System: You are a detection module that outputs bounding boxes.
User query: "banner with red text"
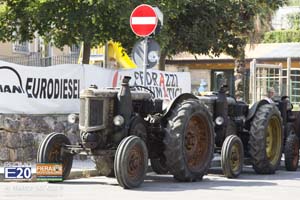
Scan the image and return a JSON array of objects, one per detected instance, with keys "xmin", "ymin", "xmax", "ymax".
[{"xmin": 0, "ymin": 61, "xmax": 190, "ymax": 114}]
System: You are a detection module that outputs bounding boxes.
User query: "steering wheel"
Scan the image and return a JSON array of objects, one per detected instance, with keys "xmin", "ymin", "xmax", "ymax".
[{"xmin": 130, "ymin": 85, "xmax": 156, "ymax": 98}]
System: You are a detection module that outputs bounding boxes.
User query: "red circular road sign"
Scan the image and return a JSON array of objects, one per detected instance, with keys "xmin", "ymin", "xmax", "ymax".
[{"xmin": 130, "ymin": 4, "xmax": 158, "ymax": 37}]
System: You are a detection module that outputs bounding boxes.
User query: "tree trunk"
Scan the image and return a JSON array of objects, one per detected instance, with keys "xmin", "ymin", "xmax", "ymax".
[
  {"xmin": 158, "ymin": 50, "xmax": 167, "ymax": 71},
  {"xmin": 82, "ymin": 42, "xmax": 91, "ymax": 64},
  {"xmin": 234, "ymin": 48, "xmax": 247, "ymax": 102}
]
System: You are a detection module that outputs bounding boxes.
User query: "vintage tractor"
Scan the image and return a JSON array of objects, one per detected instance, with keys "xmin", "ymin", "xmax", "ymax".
[
  {"xmin": 37, "ymin": 76, "xmax": 215, "ymax": 189},
  {"xmin": 197, "ymin": 85, "xmax": 283, "ymax": 178},
  {"xmin": 273, "ymin": 96, "xmax": 299, "ymax": 171}
]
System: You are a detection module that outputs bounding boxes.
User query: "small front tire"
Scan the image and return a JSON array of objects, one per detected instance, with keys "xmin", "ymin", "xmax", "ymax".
[
  {"xmin": 37, "ymin": 132, "xmax": 73, "ymax": 181},
  {"xmin": 221, "ymin": 135, "xmax": 244, "ymax": 178},
  {"xmin": 114, "ymin": 136, "xmax": 148, "ymax": 189},
  {"xmin": 284, "ymin": 134, "xmax": 299, "ymax": 171}
]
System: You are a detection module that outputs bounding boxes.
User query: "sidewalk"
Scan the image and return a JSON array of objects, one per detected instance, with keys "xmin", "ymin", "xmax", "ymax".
[{"xmin": 0, "ymin": 159, "xmax": 98, "ymax": 182}]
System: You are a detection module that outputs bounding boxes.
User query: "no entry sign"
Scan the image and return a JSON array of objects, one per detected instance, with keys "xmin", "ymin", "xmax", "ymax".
[{"xmin": 130, "ymin": 4, "xmax": 158, "ymax": 37}]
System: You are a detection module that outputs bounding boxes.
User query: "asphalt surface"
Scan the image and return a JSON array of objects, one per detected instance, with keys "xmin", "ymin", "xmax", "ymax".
[{"xmin": 1, "ymin": 166, "xmax": 299, "ymax": 200}]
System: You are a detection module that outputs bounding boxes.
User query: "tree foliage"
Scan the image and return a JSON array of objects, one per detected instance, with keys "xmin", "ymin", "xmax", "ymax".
[
  {"xmin": 0, "ymin": 0, "xmax": 286, "ymax": 66},
  {"xmin": 161, "ymin": 0, "xmax": 286, "ymax": 57},
  {"xmin": 0, "ymin": 0, "xmax": 185, "ymax": 63}
]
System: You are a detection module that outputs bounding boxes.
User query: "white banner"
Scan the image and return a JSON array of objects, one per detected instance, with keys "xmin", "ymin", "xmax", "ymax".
[
  {"xmin": 0, "ymin": 61, "xmax": 191, "ymax": 114},
  {"xmin": 111, "ymin": 69, "xmax": 191, "ymax": 100}
]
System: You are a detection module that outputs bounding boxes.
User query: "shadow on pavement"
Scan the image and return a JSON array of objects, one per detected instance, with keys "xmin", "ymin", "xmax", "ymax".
[
  {"xmin": 55, "ymin": 179, "xmax": 119, "ymax": 187},
  {"xmin": 37, "ymin": 166, "xmax": 300, "ymax": 192},
  {"xmin": 209, "ymin": 166, "xmax": 300, "ymax": 181},
  {"xmin": 137, "ymin": 173, "xmax": 277, "ymax": 192}
]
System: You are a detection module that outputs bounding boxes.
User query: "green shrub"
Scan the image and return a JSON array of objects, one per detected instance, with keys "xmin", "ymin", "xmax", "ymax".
[{"xmin": 263, "ymin": 30, "xmax": 300, "ymax": 43}]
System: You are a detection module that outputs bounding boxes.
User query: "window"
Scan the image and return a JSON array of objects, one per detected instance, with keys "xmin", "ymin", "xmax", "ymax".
[{"xmin": 13, "ymin": 41, "xmax": 30, "ymax": 54}]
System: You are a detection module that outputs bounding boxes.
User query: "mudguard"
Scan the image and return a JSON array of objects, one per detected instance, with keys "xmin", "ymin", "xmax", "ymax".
[
  {"xmin": 246, "ymin": 99, "xmax": 270, "ymax": 121},
  {"xmin": 163, "ymin": 93, "xmax": 198, "ymax": 117}
]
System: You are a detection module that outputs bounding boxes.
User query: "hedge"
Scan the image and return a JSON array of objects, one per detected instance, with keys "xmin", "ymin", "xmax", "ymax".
[{"xmin": 263, "ymin": 30, "xmax": 300, "ymax": 43}]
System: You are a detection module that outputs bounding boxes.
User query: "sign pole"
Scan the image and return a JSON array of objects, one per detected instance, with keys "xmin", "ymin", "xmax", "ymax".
[
  {"xmin": 130, "ymin": 4, "xmax": 160, "ymax": 87},
  {"xmin": 143, "ymin": 37, "xmax": 148, "ymax": 87}
]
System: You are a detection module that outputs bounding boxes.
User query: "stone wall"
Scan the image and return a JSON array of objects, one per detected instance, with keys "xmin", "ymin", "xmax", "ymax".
[{"xmin": 0, "ymin": 114, "xmax": 80, "ymax": 164}]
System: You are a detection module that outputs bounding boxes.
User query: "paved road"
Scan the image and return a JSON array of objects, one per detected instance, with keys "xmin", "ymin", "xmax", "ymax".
[{"xmin": 1, "ymin": 167, "xmax": 299, "ymax": 200}]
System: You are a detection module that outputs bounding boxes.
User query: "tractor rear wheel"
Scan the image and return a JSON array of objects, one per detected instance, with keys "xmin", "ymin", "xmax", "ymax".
[
  {"xmin": 163, "ymin": 99, "xmax": 214, "ymax": 181},
  {"xmin": 114, "ymin": 136, "xmax": 148, "ymax": 189},
  {"xmin": 284, "ymin": 134, "xmax": 299, "ymax": 171},
  {"xmin": 249, "ymin": 104, "xmax": 283, "ymax": 174},
  {"xmin": 221, "ymin": 135, "xmax": 244, "ymax": 178}
]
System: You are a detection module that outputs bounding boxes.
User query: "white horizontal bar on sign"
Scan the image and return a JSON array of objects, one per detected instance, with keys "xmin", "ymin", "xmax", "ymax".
[{"xmin": 131, "ymin": 17, "xmax": 156, "ymax": 25}]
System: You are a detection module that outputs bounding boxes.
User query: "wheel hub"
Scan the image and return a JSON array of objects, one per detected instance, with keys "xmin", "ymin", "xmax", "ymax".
[
  {"xmin": 292, "ymin": 142, "xmax": 299, "ymax": 166},
  {"xmin": 230, "ymin": 144, "xmax": 240, "ymax": 172},
  {"xmin": 265, "ymin": 116, "xmax": 281, "ymax": 165},
  {"xmin": 127, "ymin": 146, "xmax": 143, "ymax": 178},
  {"xmin": 48, "ymin": 143, "xmax": 62, "ymax": 162},
  {"xmin": 185, "ymin": 115, "xmax": 209, "ymax": 171}
]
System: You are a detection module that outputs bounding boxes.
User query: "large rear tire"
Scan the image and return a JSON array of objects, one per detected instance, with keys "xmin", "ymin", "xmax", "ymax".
[
  {"xmin": 37, "ymin": 132, "xmax": 73, "ymax": 181},
  {"xmin": 163, "ymin": 99, "xmax": 214, "ymax": 181},
  {"xmin": 284, "ymin": 134, "xmax": 299, "ymax": 171},
  {"xmin": 249, "ymin": 104, "xmax": 283, "ymax": 174}
]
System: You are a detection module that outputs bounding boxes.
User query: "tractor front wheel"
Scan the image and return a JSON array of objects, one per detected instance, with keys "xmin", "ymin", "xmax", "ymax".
[
  {"xmin": 114, "ymin": 136, "xmax": 148, "ymax": 189},
  {"xmin": 284, "ymin": 134, "xmax": 299, "ymax": 171},
  {"xmin": 221, "ymin": 135, "xmax": 244, "ymax": 178},
  {"xmin": 37, "ymin": 132, "xmax": 73, "ymax": 181}
]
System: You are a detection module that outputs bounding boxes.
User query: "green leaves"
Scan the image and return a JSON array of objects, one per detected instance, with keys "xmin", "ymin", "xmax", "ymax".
[
  {"xmin": 263, "ymin": 30, "xmax": 300, "ymax": 43},
  {"xmin": 0, "ymin": 0, "xmax": 286, "ymax": 65}
]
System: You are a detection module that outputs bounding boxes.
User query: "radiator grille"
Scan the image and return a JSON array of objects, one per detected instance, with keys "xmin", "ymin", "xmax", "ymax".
[
  {"xmin": 89, "ymin": 99, "xmax": 104, "ymax": 127},
  {"xmin": 79, "ymin": 99, "xmax": 86, "ymax": 127}
]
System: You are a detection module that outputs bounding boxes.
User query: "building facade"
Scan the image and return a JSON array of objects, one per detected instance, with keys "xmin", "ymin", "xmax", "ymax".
[{"xmin": 0, "ymin": 37, "xmax": 80, "ymax": 66}]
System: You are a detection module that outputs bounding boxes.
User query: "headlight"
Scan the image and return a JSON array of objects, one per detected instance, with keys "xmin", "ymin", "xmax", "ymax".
[
  {"xmin": 215, "ymin": 116, "xmax": 224, "ymax": 126},
  {"xmin": 68, "ymin": 113, "xmax": 79, "ymax": 124},
  {"xmin": 113, "ymin": 115, "xmax": 125, "ymax": 126}
]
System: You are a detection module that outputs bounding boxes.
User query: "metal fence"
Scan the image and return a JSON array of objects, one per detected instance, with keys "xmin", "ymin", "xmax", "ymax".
[
  {"xmin": 249, "ymin": 59, "xmax": 283, "ymax": 104},
  {"xmin": 0, "ymin": 53, "xmax": 79, "ymax": 67},
  {"xmin": 250, "ymin": 58, "xmax": 300, "ymax": 108}
]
